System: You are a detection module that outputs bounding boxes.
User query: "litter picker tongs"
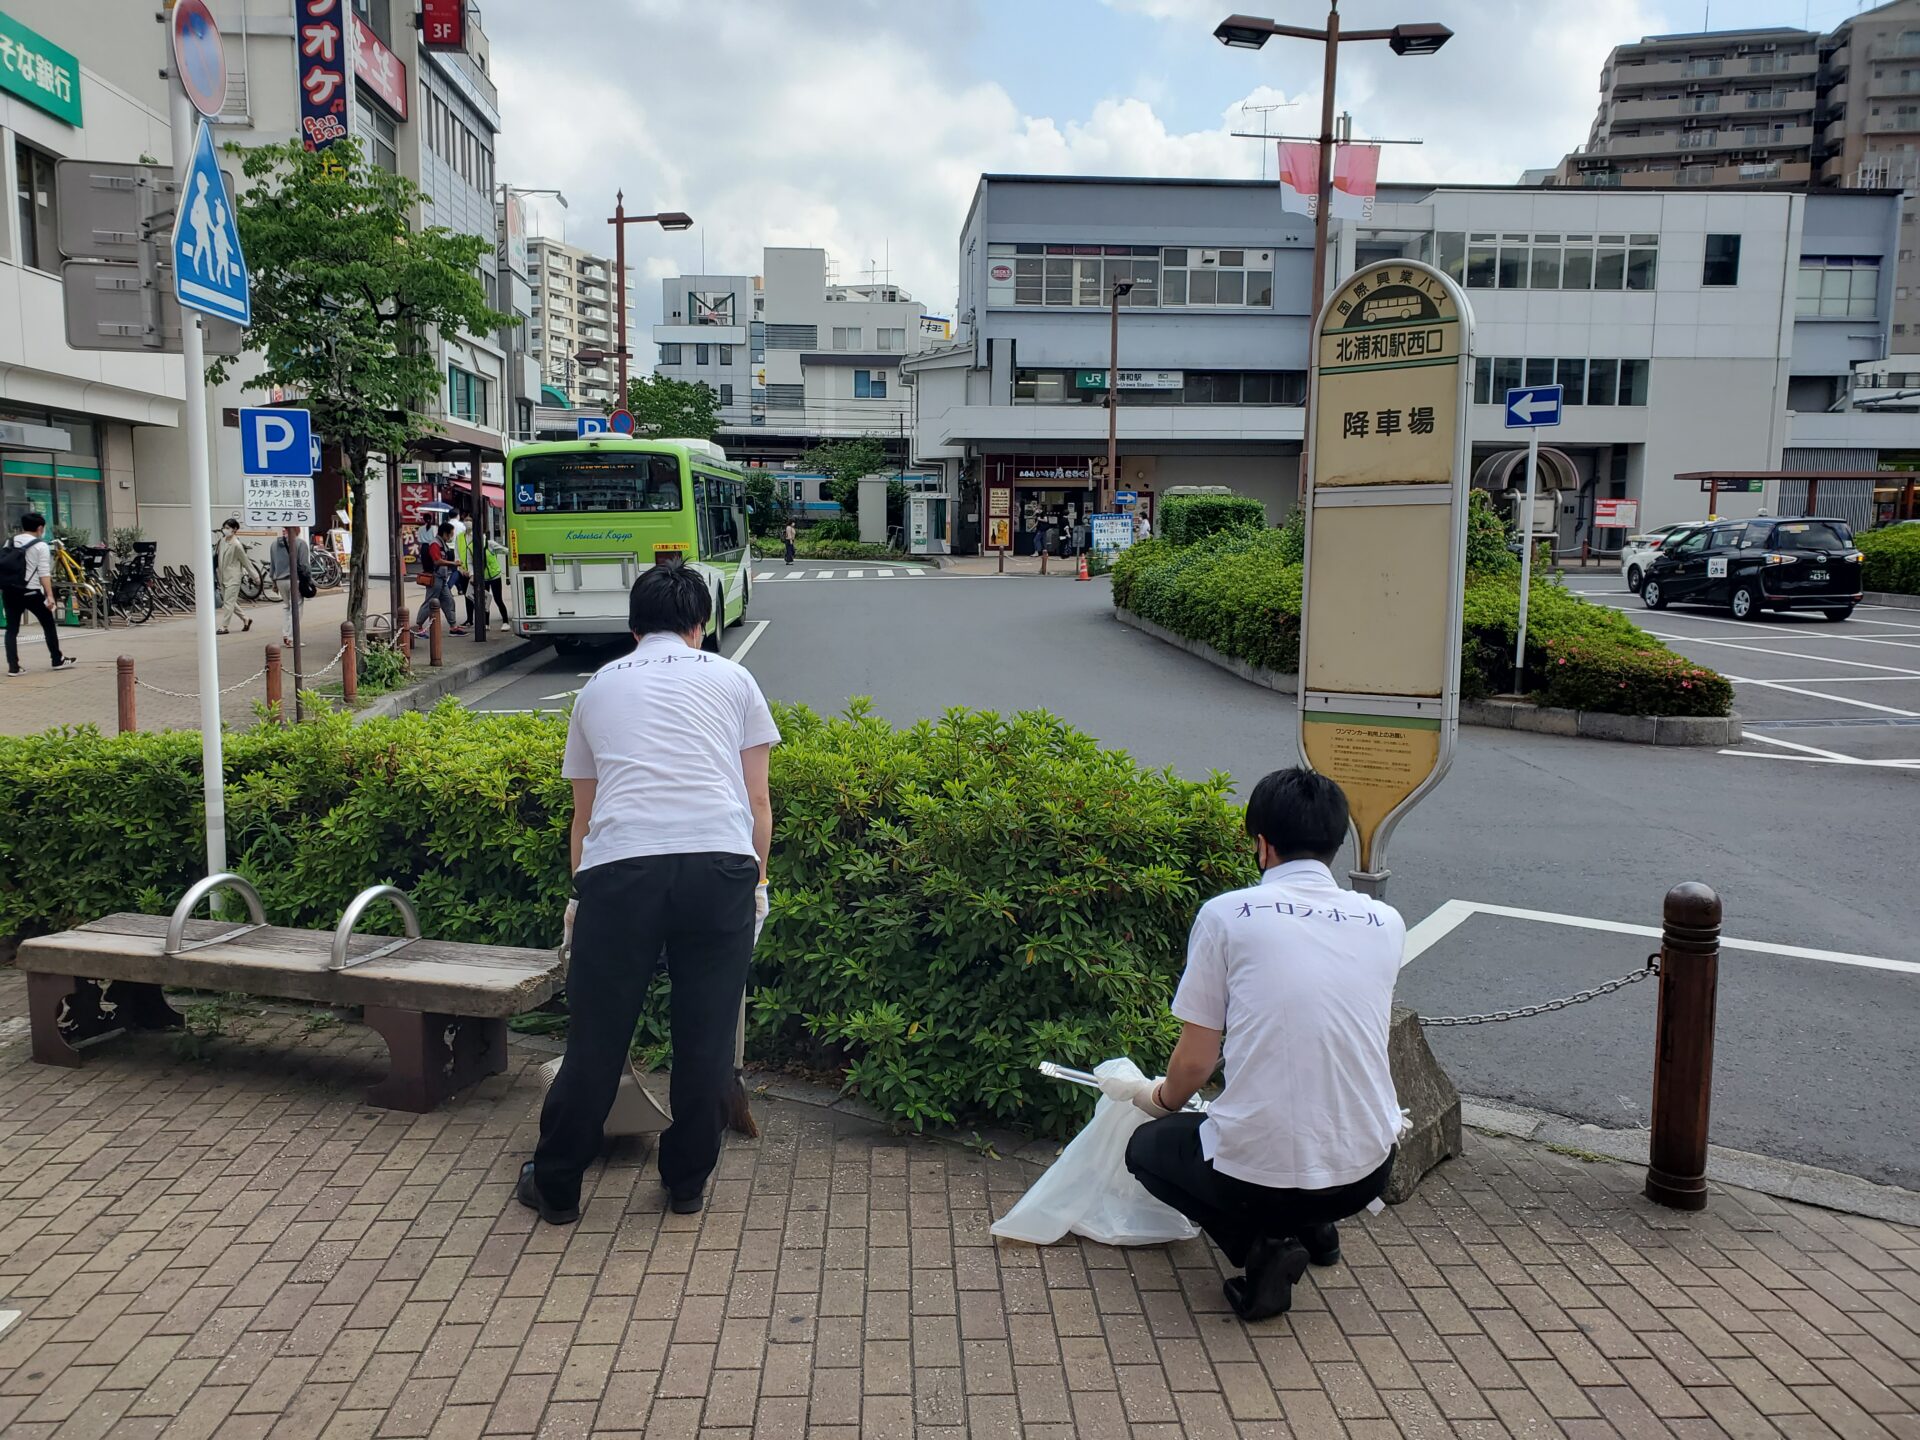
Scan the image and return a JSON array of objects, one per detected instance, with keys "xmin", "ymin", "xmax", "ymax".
[{"xmin": 1037, "ymin": 1062, "xmax": 1209, "ymax": 1113}]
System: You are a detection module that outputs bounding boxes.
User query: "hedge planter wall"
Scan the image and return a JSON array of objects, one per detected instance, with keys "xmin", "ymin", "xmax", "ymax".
[
  {"xmin": 1860, "ymin": 524, "xmax": 1920, "ymax": 596},
  {"xmin": 0, "ymin": 703, "xmax": 1256, "ymax": 1140}
]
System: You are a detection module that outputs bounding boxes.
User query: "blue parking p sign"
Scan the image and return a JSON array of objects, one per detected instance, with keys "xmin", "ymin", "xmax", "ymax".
[
  {"xmin": 238, "ymin": 407, "xmax": 313, "ymax": 475},
  {"xmin": 576, "ymin": 416, "xmax": 609, "ymax": 437}
]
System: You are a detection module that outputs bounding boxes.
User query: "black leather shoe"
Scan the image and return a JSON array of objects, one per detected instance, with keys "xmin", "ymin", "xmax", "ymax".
[
  {"xmin": 1301, "ymin": 1222, "xmax": 1341, "ymax": 1267},
  {"xmin": 516, "ymin": 1162, "xmax": 579, "ymax": 1226},
  {"xmin": 1224, "ymin": 1238, "xmax": 1311, "ymax": 1322},
  {"xmin": 667, "ymin": 1185, "xmax": 704, "ymax": 1215}
]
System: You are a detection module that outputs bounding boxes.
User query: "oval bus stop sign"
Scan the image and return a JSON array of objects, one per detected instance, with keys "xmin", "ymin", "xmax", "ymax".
[{"xmin": 1296, "ymin": 259, "xmax": 1474, "ymax": 897}]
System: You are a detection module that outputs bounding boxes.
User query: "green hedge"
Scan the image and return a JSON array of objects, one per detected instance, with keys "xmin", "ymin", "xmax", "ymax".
[
  {"xmin": 1159, "ymin": 493, "xmax": 1267, "ymax": 546},
  {"xmin": 789, "ymin": 539, "xmax": 912, "ymax": 562},
  {"xmin": 0, "ymin": 703, "xmax": 1253, "ymax": 1139},
  {"xmin": 1860, "ymin": 524, "xmax": 1920, "ymax": 595},
  {"xmin": 1114, "ymin": 525, "xmax": 1732, "ymax": 717}
]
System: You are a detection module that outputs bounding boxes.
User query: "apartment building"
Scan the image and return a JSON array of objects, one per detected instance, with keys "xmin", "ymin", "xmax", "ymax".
[
  {"xmin": 5, "ymin": 0, "xmax": 511, "ymax": 569},
  {"xmin": 526, "ymin": 236, "xmax": 628, "ymax": 412},
  {"xmin": 1556, "ymin": 1, "xmax": 1920, "ymax": 343},
  {"xmin": 652, "ymin": 247, "xmax": 926, "ymax": 465}
]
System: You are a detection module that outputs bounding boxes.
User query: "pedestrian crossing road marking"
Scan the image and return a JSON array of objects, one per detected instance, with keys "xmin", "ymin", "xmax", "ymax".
[{"xmin": 755, "ymin": 568, "xmax": 929, "ymax": 582}]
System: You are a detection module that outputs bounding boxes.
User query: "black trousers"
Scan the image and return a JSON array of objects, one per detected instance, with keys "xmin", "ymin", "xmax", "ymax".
[
  {"xmin": 783, "ymin": 539, "xmax": 795, "ymax": 563},
  {"xmin": 465, "ymin": 577, "xmax": 508, "ymax": 625},
  {"xmin": 534, "ymin": 851, "xmax": 758, "ymax": 1209},
  {"xmin": 3, "ymin": 587, "xmax": 64, "ymax": 671},
  {"xmin": 1126, "ymin": 1113, "xmax": 1395, "ymax": 1268}
]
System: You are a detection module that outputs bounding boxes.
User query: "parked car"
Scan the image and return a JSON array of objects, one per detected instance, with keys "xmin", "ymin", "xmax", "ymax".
[
  {"xmin": 1640, "ymin": 517, "xmax": 1864, "ymax": 621},
  {"xmin": 1619, "ymin": 523, "xmax": 1691, "ymax": 594}
]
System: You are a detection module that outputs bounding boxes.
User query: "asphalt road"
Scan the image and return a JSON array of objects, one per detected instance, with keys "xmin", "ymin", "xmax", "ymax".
[{"xmin": 464, "ymin": 566, "xmax": 1919, "ymax": 1189}]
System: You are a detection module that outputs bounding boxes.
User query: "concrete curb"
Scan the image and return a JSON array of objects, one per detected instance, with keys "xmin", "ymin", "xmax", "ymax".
[
  {"xmin": 355, "ymin": 637, "xmax": 546, "ymax": 721},
  {"xmin": 1459, "ymin": 1094, "xmax": 1920, "ymax": 1228},
  {"xmin": 1113, "ymin": 606, "xmax": 1742, "ymax": 747},
  {"xmin": 1865, "ymin": 589, "xmax": 1920, "ymax": 611}
]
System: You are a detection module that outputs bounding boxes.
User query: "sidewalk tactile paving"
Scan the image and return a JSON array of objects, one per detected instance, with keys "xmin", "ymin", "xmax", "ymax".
[{"xmin": 0, "ymin": 967, "xmax": 1915, "ymax": 1437}]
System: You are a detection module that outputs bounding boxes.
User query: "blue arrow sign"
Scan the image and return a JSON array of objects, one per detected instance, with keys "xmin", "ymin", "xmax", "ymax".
[
  {"xmin": 1504, "ymin": 384, "xmax": 1562, "ymax": 428},
  {"xmin": 171, "ymin": 120, "xmax": 250, "ymax": 326},
  {"xmin": 239, "ymin": 407, "xmax": 312, "ymax": 476}
]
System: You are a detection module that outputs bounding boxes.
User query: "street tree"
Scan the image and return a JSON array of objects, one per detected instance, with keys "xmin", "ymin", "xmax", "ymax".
[
  {"xmin": 622, "ymin": 374, "xmax": 720, "ymax": 440},
  {"xmin": 743, "ymin": 472, "xmax": 789, "ymax": 537},
  {"xmin": 797, "ymin": 435, "xmax": 889, "ymax": 512},
  {"xmin": 207, "ymin": 138, "xmax": 510, "ymax": 642}
]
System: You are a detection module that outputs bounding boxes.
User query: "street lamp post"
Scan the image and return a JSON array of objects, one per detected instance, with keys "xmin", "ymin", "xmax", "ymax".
[
  {"xmin": 1106, "ymin": 280, "xmax": 1134, "ymax": 514},
  {"xmin": 1214, "ymin": 8, "xmax": 1451, "ymax": 340},
  {"xmin": 607, "ymin": 195, "xmax": 695, "ymax": 404}
]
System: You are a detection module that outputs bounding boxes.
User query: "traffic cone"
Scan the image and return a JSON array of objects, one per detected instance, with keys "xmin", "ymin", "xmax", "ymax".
[{"xmin": 1076, "ymin": 552, "xmax": 1090, "ymax": 581}]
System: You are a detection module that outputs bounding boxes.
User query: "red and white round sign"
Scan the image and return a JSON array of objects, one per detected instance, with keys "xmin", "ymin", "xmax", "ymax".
[{"xmin": 991, "ymin": 264, "xmax": 1012, "ymax": 281}]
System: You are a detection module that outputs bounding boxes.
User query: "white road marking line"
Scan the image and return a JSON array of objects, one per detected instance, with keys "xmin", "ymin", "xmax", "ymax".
[
  {"xmin": 1836, "ymin": 634, "xmax": 1920, "ymax": 652},
  {"xmin": 729, "ymin": 619, "xmax": 769, "ymax": 664},
  {"xmin": 907, "ymin": 567, "xmax": 926, "ymax": 577},
  {"xmin": 813, "ymin": 570, "xmax": 835, "ymax": 580},
  {"xmin": 1592, "ymin": 596, "xmax": 1920, "ymax": 641},
  {"xmin": 755, "ymin": 571, "xmax": 773, "ymax": 581},
  {"xmin": 1743, "ymin": 731, "xmax": 1877, "ymax": 763},
  {"xmin": 1402, "ymin": 899, "xmax": 1917, "ymax": 977},
  {"xmin": 1719, "ymin": 750, "xmax": 1920, "ymax": 769},
  {"xmin": 1641, "ymin": 631, "xmax": 1920, "ymax": 676},
  {"xmin": 846, "ymin": 570, "xmax": 864, "ymax": 579},
  {"xmin": 1730, "ymin": 675, "xmax": 1920, "ymax": 683},
  {"xmin": 876, "ymin": 568, "xmax": 895, "ymax": 577},
  {"xmin": 1723, "ymin": 676, "xmax": 1919, "ymax": 717}
]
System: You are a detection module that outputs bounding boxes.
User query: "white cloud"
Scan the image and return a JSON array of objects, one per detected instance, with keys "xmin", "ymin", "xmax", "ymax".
[{"xmin": 490, "ymin": 0, "xmax": 1663, "ymax": 328}]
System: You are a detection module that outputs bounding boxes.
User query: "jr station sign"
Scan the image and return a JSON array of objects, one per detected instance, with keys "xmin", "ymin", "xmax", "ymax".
[{"xmin": 1296, "ymin": 260, "xmax": 1474, "ymax": 897}]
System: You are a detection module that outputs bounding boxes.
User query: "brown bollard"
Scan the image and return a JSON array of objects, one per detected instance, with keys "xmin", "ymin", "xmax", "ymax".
[
  {"xmin": 265, "ymin": 644, "xmax": 284, "ymax": 724},
  {"xmin": 430, "ymin": 607, "xmax": 444, "ymax": 668},
  {"xmin": 340, "ymin": 621, "xmax": 358, "ymax": 705},
  {"xmin": 395, "ymin": 605, "xmax": 413, "ymax": 662},
  {"xmin": 1646, "ymin": 881, "xmax": 1723, "ymax": 1211},
  {"xmin": 116, "ymin": 656, "xmax": 136, "ymax": 734}
]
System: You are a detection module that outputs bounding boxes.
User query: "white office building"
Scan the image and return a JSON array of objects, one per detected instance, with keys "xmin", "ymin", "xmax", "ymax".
[
  {"xmin": 653, "ymin": 247, "xmax": 928, "ymax": 465},
  {"xmin": 526, "ymin": 235, "xmax": 628, "ymax": 412}
]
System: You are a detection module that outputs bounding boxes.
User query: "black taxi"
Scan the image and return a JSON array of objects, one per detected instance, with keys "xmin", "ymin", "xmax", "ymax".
[{"xmin": 1640, "ymin": 516, "xmax": 1864, "ymax": 621}]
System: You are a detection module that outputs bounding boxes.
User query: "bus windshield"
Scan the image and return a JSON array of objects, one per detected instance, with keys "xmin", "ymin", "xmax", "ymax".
[{"xmin": 512, "ymin": 453, "xmax": 682, "ymax": 515}]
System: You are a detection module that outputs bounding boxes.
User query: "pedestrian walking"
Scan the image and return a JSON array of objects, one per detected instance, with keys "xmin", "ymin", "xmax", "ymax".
[
  {"xmin": 782, "ymin": 520, "xmax": 796, "ymax": 565},
  {"xmin": 214, "ymin": 519, "xmax": 250, "ymax": 634},
  {"xmin": 269, "ymin": 531, "xmax": 313, "ymax": 645},
  {"xmin": 412, "ymin": 522, "xmax": 465, "ymax": 637},
  {"xmin": 456, "ymin": 523, "xmax": 510, "ymax": 627},
  {"xmin": 520, "ymin": 564, "xmax": 778, "ymax": 1226},
  {"xmin": 1111, "ymin": 769, "xmax": 1403, "ymax": 1321},
  {"xmin": 1136, "ymin": 511, "xmax": 1153, "ymax": 542},
  {"xmin": 2, "ymin": 512, "xmax": 77, "ymax": 676}
]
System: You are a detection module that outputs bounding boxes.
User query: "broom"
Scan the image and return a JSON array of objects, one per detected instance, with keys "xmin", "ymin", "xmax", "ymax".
[{"xmin": 725, "ymin": 993, "xmax": 758, "ymax": 1137}]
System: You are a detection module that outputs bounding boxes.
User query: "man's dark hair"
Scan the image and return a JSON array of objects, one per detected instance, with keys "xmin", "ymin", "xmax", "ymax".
[
  {"xmin": 1244, "ymin": 768, "xmax": 1350, "ymax": 864},
  {"xmin": 19, "ymin": 512, "xmax": 46, "ymax": 533},
  {"xmin": 629, "ymin": 563, "xmax": 712, "ymax": 638},
  {"xmin": 437, "ymin": 522, "xmax": 454, "ymax": 538}
]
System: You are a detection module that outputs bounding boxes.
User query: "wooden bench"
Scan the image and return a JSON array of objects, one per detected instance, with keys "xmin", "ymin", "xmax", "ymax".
[{"xmin": 14, "ymin": 876, "xmax": 564, "ymax": 1113}]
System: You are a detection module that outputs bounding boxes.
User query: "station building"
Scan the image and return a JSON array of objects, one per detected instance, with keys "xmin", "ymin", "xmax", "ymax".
[{"xmin": 909, "ymin": 172, "xmax": 1905, "ymax": 550}]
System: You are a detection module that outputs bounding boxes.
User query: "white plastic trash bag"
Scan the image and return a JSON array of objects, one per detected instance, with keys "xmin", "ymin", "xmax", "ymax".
[{"xmin": 991, "ymin": 1058, "xmax": 1202, "ymax": 1247}]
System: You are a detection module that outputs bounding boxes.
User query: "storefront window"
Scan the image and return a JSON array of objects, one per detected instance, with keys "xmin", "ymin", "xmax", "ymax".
[{"xmin": 0, "ymin": 408, "xmax": 103, "ymax": 542}]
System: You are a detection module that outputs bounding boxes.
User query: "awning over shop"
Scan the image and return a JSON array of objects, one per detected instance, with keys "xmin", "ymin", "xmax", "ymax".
[
  {"xmin": 407, "ymin": 416, "xmax": 507, "ymax": 464},
  {"xmin": 445, "ymin": 476, "xmax": 505, "ymax": 507}
]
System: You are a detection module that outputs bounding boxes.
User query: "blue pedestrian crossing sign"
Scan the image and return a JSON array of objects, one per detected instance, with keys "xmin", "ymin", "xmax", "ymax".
[
  {"xmin": 1504, "ymin": 384, "xmax": 1562, "ymax": 428},
  {"xmin": 171, "ymin": 120, "xmax": 250, "ymax": 327}
]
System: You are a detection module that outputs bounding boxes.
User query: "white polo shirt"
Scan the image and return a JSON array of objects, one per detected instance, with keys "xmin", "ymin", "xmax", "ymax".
[
  {"xmin": 1172, "ymin": 860, "xmax": 1405, "ymax": 1190},
  {"xmin": 561, "ymin": 633, "xmax": 780, "ymax": 872}
]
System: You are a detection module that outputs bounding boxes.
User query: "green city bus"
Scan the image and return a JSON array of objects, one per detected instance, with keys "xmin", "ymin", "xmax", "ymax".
[{"xmin": 504, "ymin": 437, "xmax": 752, "ymax": 650}]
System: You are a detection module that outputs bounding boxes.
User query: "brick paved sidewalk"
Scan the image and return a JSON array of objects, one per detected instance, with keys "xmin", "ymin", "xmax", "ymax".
[{"xmin": 0, "ymin": 974, "xmax": 1915, "ymax": 1438}]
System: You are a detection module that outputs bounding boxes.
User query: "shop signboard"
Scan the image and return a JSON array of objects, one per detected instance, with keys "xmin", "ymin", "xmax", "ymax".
[
  {"xmin": 1593, "ymin": 498, "xmax": 1638, "ymax": 529},
  {"xmin": 1090, "ymin": 513, "xmax": 1132, "ymax": 553},
  {"xmin": 0, "ymin": 10, "xmax": 83, "ymax": 126},
  {"xmin": 1014, "ymin": 461, "xmax": 1091, "ymax": 482},
  {"xmin": 986, "ymin": 477, "xmax": 1013, "ymax": 551},
  {"xmin": 297, "ymin": 0, "xmax": 352, "ymax": 158},
  {"xmin": 351, "ymin": 15, "xmax": 407, "ymax": 120},
  {"xmin": 1114, "ymin": 370, "xmax": 1183, "ymax": 390},
  {"xmin": 397, "ymin": 467, "xmax": 433, "ymax": 525},
  {"xmin": 1298, "ymin": 259, "xmax": 1473, "ymax": 897}
]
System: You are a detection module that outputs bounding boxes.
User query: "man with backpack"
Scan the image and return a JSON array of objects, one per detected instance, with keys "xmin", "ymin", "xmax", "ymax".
[
  {"xmin": 4, "ymin": 512, "xmax": 77, "ymax": 676},
  {"xmin": 412, "ymin": 521, "xmax": 465, "ymax": 637}
]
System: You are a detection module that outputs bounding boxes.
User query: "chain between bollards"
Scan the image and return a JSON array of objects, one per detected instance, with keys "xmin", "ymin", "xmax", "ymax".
[{"xmin": 1645, "ymin": 881, "xmax": 1722, "ymax": 1212}]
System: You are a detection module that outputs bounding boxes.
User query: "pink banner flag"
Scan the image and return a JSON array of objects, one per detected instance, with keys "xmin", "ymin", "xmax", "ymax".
[{"xmin": 1277, "ymin": 142, "xmax": 1380, "ymax": 220}]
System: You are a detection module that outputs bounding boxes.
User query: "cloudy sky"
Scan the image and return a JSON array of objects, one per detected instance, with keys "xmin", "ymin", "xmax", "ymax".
[{"xmin": 488, "ymin": 0, "xmax": 1879, "ymax": 329}]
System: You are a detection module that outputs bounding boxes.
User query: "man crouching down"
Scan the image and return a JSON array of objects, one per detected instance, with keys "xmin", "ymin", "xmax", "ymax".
[{"xmin": 1112, "ymin": 768, "xmax": 1403, "ymax": 1322}]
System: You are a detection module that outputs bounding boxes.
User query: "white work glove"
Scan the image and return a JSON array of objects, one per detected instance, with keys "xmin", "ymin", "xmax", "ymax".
[
  {"xmin": 1098, "ymin": 1072, "xmax": 1174, "ymax": 1119},
  {"xmin": 753, "ymin": 884, "xmax": 769, "ymax": 946},
  {"xmin": 562, "ymin": 898, "xmax": 578, "ymax": 955}
]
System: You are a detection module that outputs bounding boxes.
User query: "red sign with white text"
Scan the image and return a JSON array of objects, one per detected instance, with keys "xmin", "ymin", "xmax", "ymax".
[
  {"xmin": 1594, "ymin": 498, "xmax": 1639, "ymax": 529},
  {"xmin": 421, "ymin": 0, "xmax": 466, "ymax": 51},
  {"xmin": 351, "ymin": 15, "xmax": 407, "ymax": 119},
  {"xmin": 398, "ymin": 482, "xmax": 435, "ymax": 526}
]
